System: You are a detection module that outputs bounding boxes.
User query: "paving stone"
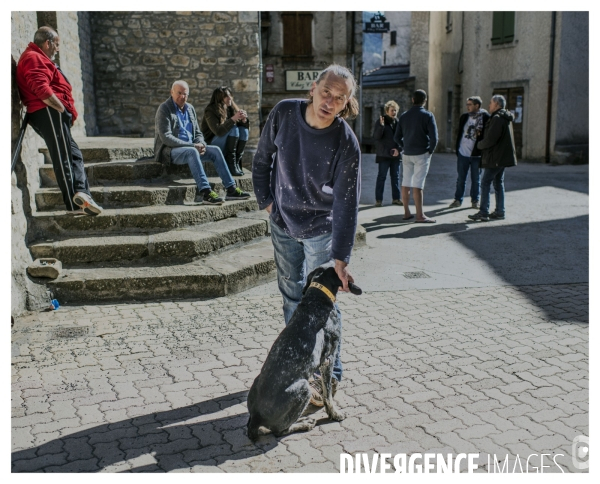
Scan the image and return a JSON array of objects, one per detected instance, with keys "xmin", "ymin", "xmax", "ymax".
[{"xmin": 11, "ymin": 282, "xmax": 588, "ymax": 473}]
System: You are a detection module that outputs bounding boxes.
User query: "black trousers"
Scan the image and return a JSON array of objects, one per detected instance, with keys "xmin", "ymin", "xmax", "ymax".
[{"xmin": 28, "ymin": 107, "xmax": 90, "ymax": 211}]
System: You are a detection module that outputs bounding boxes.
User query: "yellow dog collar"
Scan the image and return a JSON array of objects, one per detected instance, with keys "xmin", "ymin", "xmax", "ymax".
[{"xmin": 309, "ymin": 282, "xmax": 336, "ymax": 303}]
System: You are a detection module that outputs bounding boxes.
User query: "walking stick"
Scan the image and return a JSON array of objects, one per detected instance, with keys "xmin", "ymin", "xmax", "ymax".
[{"xmin": 11, "ymin": 112, "xmax": 29, "ymax": 173}]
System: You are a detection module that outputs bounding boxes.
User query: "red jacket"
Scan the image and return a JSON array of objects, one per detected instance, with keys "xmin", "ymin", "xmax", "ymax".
[{"xmin": 16, "ymin": 42, "xmax": 78, "ymax": 122}]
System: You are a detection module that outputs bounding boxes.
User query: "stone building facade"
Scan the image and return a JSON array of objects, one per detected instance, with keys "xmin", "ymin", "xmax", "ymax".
[
  {"xmin": 427, "ymin": 11, "xmax": 589, "ymax": 163},
  {"xmin": 10, "ymin": 11, "xmax": 262, "ymax": 317},
  {"xmin": 259, "ymin": 12, "xmax": 363, "ymax": 126},
  {"xmin": 89, "ymin": 11, "xmax": 261, "ymax": 141}
]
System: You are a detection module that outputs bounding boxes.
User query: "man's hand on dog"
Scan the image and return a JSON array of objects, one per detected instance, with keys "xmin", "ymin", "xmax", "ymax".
[{"xmin": 334, "ymin": 259, "xmax": 353, "ymax": 292}]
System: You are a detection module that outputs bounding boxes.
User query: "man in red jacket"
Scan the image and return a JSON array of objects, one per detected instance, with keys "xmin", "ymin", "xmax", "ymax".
[{"xmin": 16, "ymin": 26, "xmax": 102, "ymax": 215}]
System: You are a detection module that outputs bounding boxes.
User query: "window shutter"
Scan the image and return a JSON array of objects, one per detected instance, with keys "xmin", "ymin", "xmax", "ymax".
[
  {"xmin": 282, "ymin": 12, "xmax": 313, "ymax": 57},
  {"xmin": 491, "ymin": 12, "xmax": 504, "ymax": 45},
  {"xmin": 503, "ymin": 12, "xmax": 515, "ymax": 43}
]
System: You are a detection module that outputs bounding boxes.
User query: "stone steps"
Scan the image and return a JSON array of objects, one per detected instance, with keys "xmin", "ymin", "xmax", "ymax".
[
  {"xmin": 30, "ymin": 198, "xmax": 259, "ymax": 239},
  {"xmin": 39, "ymin": 136, "xmax": 155, "ymax": 164},
  {"xmin": 39, "ymin": 159, "xmax": 225, "ymax": 188},
  {"xmin": 35, "ymin": 176, "xmax": 254, "ymax": 211},
  {"xmin": 46, "ymin": 237, "xmax": 276, "ymax": 304},
  {"xmin": 27, "ymin": 137, "xmax": 366, "ymax": 305},
  {"xmin": 30, "ymin": 216, "xmax": 269, "ymax": 265}
]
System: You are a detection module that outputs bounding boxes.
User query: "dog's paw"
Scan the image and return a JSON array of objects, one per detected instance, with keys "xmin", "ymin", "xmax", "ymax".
[{"xmin": 328, "ymin": 410, "xmax": 346, "ymax": 421}]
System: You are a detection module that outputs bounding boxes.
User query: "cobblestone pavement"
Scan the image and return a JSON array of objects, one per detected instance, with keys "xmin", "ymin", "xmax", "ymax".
[{"xmin": 11, "ymin": 283, "xmax": 588, "ymax": 473}]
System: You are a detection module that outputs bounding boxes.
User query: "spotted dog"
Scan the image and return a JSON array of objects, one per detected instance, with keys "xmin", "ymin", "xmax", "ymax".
[{"xmin": 247, "ymin": 265, "xmax": 362, "ymax": 440}]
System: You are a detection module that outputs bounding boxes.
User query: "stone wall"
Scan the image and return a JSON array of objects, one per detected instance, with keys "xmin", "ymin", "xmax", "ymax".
[
  {"xmin": 90, "ymin": 11, "xmax": 261, "ymax": 145},
  {"xmin": 361, "ymin": 81, "xmax": 415, "ymax": 142},
  {"xmin": 382, "ymin": 12, "xmax": 412, "ymax": 66},
  {"xmin": 409, "ymin": 12, "xmax": 430, "ymax": 97},
  {"xmin": 78, "ymin": 11, "xmax": 99, "ymax": 136},
  {"xmin": 553, "ymin": 11, "xmax": 589, "ymax": 163},
  {"xmin": 427, "ymin": 12, "xmax": 463, "ymax": 151},
  {"xmin": 56, "ymin": 11, "xmax": 87, "ymax": 138},
  {"xmin": 11, "ymin": 12, "xmax": 53, "ymax": 317}
]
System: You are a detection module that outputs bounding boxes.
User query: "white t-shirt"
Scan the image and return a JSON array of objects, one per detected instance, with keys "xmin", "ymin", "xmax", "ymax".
[{"xmin": 458, "ymin": 116, "xmax": 478, "ymax": 157}]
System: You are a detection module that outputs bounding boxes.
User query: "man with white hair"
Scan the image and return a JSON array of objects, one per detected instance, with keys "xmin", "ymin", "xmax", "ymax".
[
  {"xmin": 154, "ymin": 80, "xmax": 249, "ymax": 205},
  {"xmin": 16, "ymin": 26, "xmax": 103, "ymax": 215},
  {"xmin": 468, "ymin": 94, "xmax": 518, "ymax": 222}
]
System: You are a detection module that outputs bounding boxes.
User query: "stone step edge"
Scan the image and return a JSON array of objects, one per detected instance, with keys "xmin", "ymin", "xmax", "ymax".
[
  {"xmin": 29, "ymin": 199, "xmax": 260, "ymax": 240},
  {"xmin": 34, "ymin": 178, "xmax": 255, "ymax": 211},
  {"xmin": 46, "ymin": 238, "xmax": 276, "ymax": 304},
  {"xmin": 29, "ymin": 218, "xmax": 270, "ymax": 264}
]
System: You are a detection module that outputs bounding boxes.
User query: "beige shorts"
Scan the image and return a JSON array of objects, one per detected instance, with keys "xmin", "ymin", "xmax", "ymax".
[{"xmin": 402, "ymin": 153, "xmax": 432, "ymax": 189}]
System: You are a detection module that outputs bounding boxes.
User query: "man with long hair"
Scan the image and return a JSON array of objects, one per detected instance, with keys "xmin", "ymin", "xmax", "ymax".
[{"xmin": 253, "ymin": 64, "xmax": 361, "ymax": 406}]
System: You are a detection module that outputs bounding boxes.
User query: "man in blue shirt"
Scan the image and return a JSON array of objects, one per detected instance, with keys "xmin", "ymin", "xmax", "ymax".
[
  {"xmin": 394, "ymin": 89, "xmax": 438, "ymax": 223},
  {"xmin": 253, "ymin": 64, "xmax": 361, "ymax": 407},
  {"xmin": 154, "ymin": 80, "xmax": 249, "ymax": 204}
]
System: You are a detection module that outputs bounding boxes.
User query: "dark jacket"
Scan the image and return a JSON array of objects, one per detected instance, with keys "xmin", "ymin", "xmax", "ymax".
[
  {"xmin": 394, "ymin": 105, "xmax": 438, "ymax": 156},
  {"xmin": 201, "ymin": 103, "xmax": 250, "ymax": 144},
  {"xmin": 154, "ymin": 98, "xmax": 205, "ymax": 163},
  {"xmin": 372, "ymin": 116, "xmax": 401, "ymax": 162},
  {"xmin": 477, "ymin": 109, "xmax": 518, "ymax": 168},
  {"xmin": 455, "ymin": 110, "xmax": 490, "ymax": 157}
]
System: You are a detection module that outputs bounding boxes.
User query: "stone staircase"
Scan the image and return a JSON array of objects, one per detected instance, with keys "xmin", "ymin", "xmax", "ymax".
[
  {"xmin": 27, "ymin": 137, "xmax": 366, "ymax": 306},
  {"xmin": 27, "ymin": 137, "xmax": 275, "ymax": 305}
]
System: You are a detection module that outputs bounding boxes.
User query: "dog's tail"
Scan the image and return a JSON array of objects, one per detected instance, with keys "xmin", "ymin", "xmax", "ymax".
[{"xmin": 247, "ymin": 414, "xmax": 261, "ymax": 441}]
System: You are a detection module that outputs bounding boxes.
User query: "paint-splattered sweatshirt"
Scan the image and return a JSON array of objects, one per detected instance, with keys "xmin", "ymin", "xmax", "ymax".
[{"xmin": 252, "ymin": 99, "xmax": 361, "ymax": 264}]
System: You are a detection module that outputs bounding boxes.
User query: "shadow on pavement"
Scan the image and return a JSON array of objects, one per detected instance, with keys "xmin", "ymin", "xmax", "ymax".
[
  {"xmin": 451, "ymin": 215, "xmax": 589, "ymax": 323},
  {"xmin": 376, "ymin": 222, "xmax": 469, "ymax": 239},
  {"xmin": 11, "ymin": 390, "xmax": 286, "ymax": 472}
]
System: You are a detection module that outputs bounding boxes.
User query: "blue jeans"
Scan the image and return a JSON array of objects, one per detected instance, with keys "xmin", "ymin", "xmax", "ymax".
[
  {"xmin": 211, "ymin": 125, "xmax": 249, "ymax": 153},
  {"xmin": 270, "ymin": 221, "xmax": 343, "ymax": 382},
  {"xmin": 170, "ymin": 145, "xmax": 235, "ymax": 191},
  {"xmin": 454, "ymin": 153, "xmax": 481, "ymax": 203},
  {"xmin": 480, "ymin": 167, "xmax": 505, "ymax": 216},
  {"xmin": 375, "ymin": 159, "xmax": 401, "ymax": 201}
]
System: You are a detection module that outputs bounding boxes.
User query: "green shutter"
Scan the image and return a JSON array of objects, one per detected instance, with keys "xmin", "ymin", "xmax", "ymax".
[
  {"xmin": 491, "ymin": 11, "xmax": 515, "ymax": 45},
  {"xmin": 491, "ymin": 12, "xmax": 504, "ymax": 44},
  {"xmin": 503, "ymin": 12, "xmax": 515, "ymax": 43}
]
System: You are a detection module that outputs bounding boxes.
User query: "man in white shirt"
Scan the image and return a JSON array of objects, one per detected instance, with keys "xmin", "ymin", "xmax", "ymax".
[{"xmin": 449, "ymin": 96, "xmax": 490, "ymax": 209}]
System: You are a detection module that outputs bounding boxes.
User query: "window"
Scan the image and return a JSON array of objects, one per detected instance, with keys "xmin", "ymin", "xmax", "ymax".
[
  {"xmin": 491, "ymin": 12, "xmax": 515, "ymax": 45},
  {"xmin": 282, "ymin": 12, "xmax": 313, "ymax": 58},
  {"xmin": 390, "ymin": 31, "xmax": 397, "ymax": 46},
  {"xmin": 446, "ymin": 12, "xmax": 453, "ymax": 33}
]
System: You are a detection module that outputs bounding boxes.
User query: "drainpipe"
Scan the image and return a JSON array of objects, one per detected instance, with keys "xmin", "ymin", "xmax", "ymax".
[
  {"xmin": 258, "ymin": 12, "xmax": 263, "ymax": 130},
  {"xmin": 545, "ymin": 12, "xmax": 556, "ymax": 163}
]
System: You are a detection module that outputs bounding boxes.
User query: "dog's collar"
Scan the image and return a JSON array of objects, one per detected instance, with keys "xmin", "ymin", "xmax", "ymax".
[{"xmin": 309, "ymin": 282, "xmax": 336, "ymax": 303}]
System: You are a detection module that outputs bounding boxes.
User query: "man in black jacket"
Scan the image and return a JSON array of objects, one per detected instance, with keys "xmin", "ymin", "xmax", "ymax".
[
  {"xmin": 449, "ymin": 96, "xmax": 489, "ymax": 209},
  {"xmin": 469, "ymin": 95, "xmax": 517, "ymax": 222}
]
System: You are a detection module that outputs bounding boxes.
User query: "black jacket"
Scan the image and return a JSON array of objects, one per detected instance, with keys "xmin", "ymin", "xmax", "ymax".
[
  {"xmin": 372, "ymin": 116, "xmax": 401, "ymax": 162},
  {"xmin": 477, "ymin": 109, "xmax": 518, "ymax": 168},
  {"xmin": 455, "ymin": 110, "xmax": 490, "ymax": 157}
]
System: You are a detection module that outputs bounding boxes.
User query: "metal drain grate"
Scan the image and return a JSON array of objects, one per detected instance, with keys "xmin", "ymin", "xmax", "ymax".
[
  {"xmin": 51, "ymin": 326, "xmax": 90, "ymax": 339},
  {"xmin": 403, "ymin": 271, "xmax": 431, "ymax": 279}
]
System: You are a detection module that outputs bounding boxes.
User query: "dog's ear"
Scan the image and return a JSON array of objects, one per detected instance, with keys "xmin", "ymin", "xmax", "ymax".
[
  {"xmin": 348, "ymin": 282, "xmax": 362, "ymax": 295},
  {"xmin": 302, "ymin": 267, "xmax": 324, "ymax": 295}
]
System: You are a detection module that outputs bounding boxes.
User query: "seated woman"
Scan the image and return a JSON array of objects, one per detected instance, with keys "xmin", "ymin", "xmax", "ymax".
[
  {"xmin": 201, "ymin": 86, "xmax": 249, "ymax": 176},
  {"xmin": 372, "ymin": 100, "xmax": 403, "ymax": 207}
]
